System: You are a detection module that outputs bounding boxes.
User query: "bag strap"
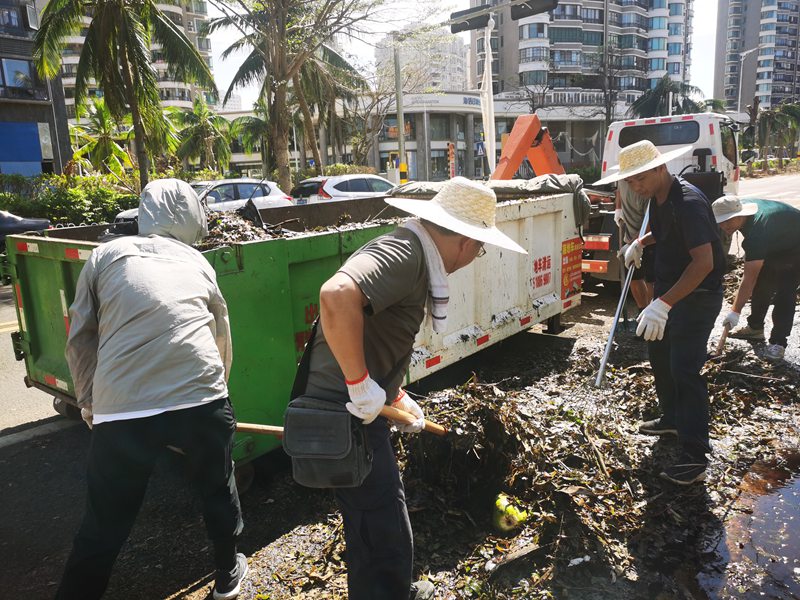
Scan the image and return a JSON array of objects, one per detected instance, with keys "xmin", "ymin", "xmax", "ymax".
[
  {"xmin": 290, "ymin": 319, "xmax": 411, "ymax": 402},
  {"xmin": 291, "ymin": 320, "xmax": 319, "ymax": 400}
]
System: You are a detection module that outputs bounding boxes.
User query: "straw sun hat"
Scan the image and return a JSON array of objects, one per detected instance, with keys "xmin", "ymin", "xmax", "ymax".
[
  {"xmin": 711, "ymin": 195, "xmax": 758, "ymax": 223},
  {"xmin": 385, "ymin": 177, "xmax": 527, "ymax": 254},
  {"xmin": 594, "ymin": 140, "xmax": 693, "ymax": 186}
]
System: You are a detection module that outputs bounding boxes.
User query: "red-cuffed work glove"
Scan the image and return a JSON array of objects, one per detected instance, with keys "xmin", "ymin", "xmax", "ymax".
[
  {"xmin": 391, "ymin": 389, "xmax": 425, "ymax": 434},
  {"xmin": 345, "ymin": 372, "xmax": 386, "ymax": 424}
]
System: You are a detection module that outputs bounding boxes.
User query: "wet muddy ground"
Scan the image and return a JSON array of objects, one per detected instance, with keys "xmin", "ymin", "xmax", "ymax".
[{"xmin": 2, "ymin": 267, "xmax": 798, "ymax": 599}]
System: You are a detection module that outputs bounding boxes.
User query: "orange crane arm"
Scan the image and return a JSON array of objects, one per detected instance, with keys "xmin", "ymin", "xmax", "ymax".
[{"xmin": 490, "ymin": 114, "xmax": 566, "ymax": 180}]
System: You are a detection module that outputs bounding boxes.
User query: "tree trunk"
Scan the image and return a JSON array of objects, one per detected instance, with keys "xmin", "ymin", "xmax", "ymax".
[
  {"xmin": 293, "ymin": 75, "xmax": 322, "ymax": 176},
  {"xmin": 119, "ymin": 55, "xmax": 149, "ymax": 190},
  {"xmin": 260, "ymin": 139, "xmax": 269, "ymax": 178},
  {"xmin": 272, "ymin": 82, "xmax": 292, "ymax": 193}
]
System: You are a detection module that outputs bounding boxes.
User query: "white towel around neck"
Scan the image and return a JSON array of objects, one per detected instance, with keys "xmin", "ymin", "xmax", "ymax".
[{"xmin": 401, "ymin": 219, "xmax": 449, "ymax": 333}]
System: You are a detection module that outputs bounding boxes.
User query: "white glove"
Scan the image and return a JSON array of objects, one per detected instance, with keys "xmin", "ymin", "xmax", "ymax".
[
  {"xmin": 722, "ymin": 311, "xmax": 740, "ymax": 329},
  {"xmin": 624, "ymin": 238, "xmax": 644, "ymax": 269},
  {"xmin": 80, "ymin": 407, "xmax": 93, "ymax": 430},
  {"xmin": 391, "ymin": 390, "xmax": 425, "ymax": 434},
  {"xmin": 345, "ymin": 373, "xmax": 386, "ymax": 424},
  {"xmin": 614, "ymin": 208, "xmax": 625, "ymax": 228},
  {"xmin": 636, "ymin": 298, "xmax": 671, "ymax": 341}
]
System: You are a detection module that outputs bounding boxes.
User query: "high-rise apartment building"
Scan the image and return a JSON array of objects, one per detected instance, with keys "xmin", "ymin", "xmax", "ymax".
[
  {"xmin": 715, "ymin": 0, "xmax": 799, "ymax": 112},
  {"xmin": 375, "ymin": 28, "xmax": 468, "ymax": 93},
  {"xmin": 0, "ymin": 0, "xmax": 71, "ymax": 174},
  {"xmin": 469, "ymin": 0, "xmax": 694, "ymax": 110},
  {"xmin": 60, "ymin": 0, "xmax": 213, "ymax": 119}
]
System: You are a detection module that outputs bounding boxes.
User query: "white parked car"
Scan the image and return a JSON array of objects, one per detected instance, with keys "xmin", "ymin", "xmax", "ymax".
[
  {"xmin": 115, "ymin": 178, "xmax": 293, "ymax": 222},
  {"xmin": 290, "ymin": 174, "xmax": 395, "ymax": 204}
]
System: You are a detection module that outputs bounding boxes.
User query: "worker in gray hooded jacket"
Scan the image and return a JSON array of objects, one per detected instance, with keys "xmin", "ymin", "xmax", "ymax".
[{"xmin": 56, "ymin": 179, "xmax": 247, "ymax": 600}]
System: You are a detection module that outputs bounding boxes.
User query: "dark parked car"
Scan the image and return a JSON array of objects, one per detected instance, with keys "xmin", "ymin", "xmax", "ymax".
[{"xmin": 0, "ymin": 210, "xmax": 50, "ymax": 251}]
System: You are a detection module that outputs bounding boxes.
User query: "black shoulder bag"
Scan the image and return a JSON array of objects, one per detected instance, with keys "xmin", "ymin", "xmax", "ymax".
[{"xmin": 282, "ymin": 321, "xmax": 373, "ymax": 488}]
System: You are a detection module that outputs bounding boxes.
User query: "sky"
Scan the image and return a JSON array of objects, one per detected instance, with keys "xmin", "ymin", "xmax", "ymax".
[{"xmin": 209, "ymin": 0, "xmax": 718, "ymax": 110}]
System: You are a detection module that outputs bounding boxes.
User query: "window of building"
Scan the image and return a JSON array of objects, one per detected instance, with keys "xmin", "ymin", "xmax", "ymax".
[
  {"xmin": 0, "ymin": 7, "xmax": 20, "ymax": 28},
  {"xmin": 760, "ymin": 35, "xmax": 776, "ymax": 44},
  {"xmin": 549, "ymin": 27, "xmax": 581, "ymax": 43},
  {"xmin": 650, "ymin": 0, "xmax": 667, "ymax": 7},
  {"xmin": 667, "ymin": 42, "xmax": 682, "ymax": 55},
  {"xmin": 648, "ymin": 37, "xmax": 667, "ymax": 51},
  {"xmin": 197, "ymin": 37, "xmax": 211, "ymax": 51},
  {"xmin": 552, "ymin": 50, "xmax": 581, "ymax": 66},
  {"xmin": 761, "ymin": 22, "xmax": 777, "ymax": 31},
  {"xmin": 649, "ymin": 17, "xmax": 668, "ymax": 30},
  {"xmin": 619, "ymin": 35, "xmax": 647, "ymax": 50},
  {"xmin": 553, "ymin": 4, "xmax": 580, "ymax": 19},
  {"xmin": 762, "ymin": 10, "xmax": 777, "ymax": 19},
  {"xmin": 668, "ymin": 23, "xmax": 683, "ymax": 35},
  {"xmin": 519, "ymin": 23, "xmax": 547, "ymax": 39},
  {"xmin": 648, "ymin": 58, "xmax": 666, "ymax": 71},
  {"xmin": 583, "ymin": 31, "xmax": 603, "ymax": 45},
  {"xmin": 2, "ymin": 58, "xmax": 32, "ymax": 88},
  {"xmin": 582, "ymin": 8, "xmax": 603, "ymax": 23},
  {"xmin": 519, "ymin": 47, "xmax": 548, "ymax": 63},
  {"xmin": 430, "ymin": 115, "xmax": 450, "ymax": 141},
  {"xmin": 621, "ymin": 13, "xmax": 647, "ymax": 28},
  {"xmin": 669, "ymin": 3, "xmax": 684, "ymax": 16},
  {"xmin": 381, "ymin": 116, "xmax": 416, "ymax": 141},
  {"xmin": 430, "ymin": 149, "xmax": 448, "ymax": 181},
  {"xmin": 667, "ymin": 62, "xmax": 681, "ymax": 74},
  {"xmin": 520, "ymin": 70, "xmax": 548, "ymax": 85}
]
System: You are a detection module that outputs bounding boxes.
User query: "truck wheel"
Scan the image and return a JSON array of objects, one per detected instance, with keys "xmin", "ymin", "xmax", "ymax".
[
  {"xmin": 53, "ymin": 397, "xmax": 81, "ymax": 420},
  {"xmin": 235, "ymin": 462, "xmax": 256, "ymax": 495},
  {"xmin": 545, "ymin": 314, "xmax": 563, "ymax": 335}
]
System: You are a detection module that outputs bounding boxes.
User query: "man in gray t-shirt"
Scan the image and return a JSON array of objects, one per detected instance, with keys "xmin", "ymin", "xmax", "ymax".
[{"xmin": 309, "ymin": 177, "xmax": 526, "ymax": 600}]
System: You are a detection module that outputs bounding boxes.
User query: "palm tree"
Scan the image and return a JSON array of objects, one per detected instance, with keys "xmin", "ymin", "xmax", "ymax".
[
  {"xmin": 230, "ymin": 100, "xmax": 272, "ymax": 176},
  {"xmin": 34, "ymin": 0, "xmax": 217, "ymax": 189},
  {"xmin": 174, "ymin": 95, "xmax": 231, "ymax": 172},
  {"xmin": 627, "ymin": 75, "xmax": 705, "ymax": 118},
  {"xmin": 70, "ymin": 97, "xmax": 133, "ymax": 176},
  {"xmin": 206, "ymin": 0, "xmax": 382, "ymax": 192}
]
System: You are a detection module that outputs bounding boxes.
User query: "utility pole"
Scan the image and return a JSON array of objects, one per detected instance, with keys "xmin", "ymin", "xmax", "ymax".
[{"xmin": 393, "ymin": 32, "xmax": 407, "ymax": 184}]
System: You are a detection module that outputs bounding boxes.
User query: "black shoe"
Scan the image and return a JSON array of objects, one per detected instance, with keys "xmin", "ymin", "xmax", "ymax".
[
  {"xmin": 213, "ymin": 553, "xmax": 248, "ymax": 600},
  {"xmin": 410, "ymin": 580, "xmax": 435, "ymax": 600},
  {"xmin": 638, "ymin": 418, "xmax": 678, "ymax": 436},
  {"xmin": 659, "ymin": 459, "xmax": 707, "ymax": 486}
]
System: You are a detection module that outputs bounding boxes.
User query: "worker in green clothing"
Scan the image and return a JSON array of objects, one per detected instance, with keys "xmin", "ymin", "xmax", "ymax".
[{"xmin": 713, "ymin": 196, "xmax": 800, "ymax": 361}]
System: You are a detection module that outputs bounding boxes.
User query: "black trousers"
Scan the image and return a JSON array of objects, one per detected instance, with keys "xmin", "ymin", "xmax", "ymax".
[
  {"xmin": 648, "ymin": 291, "xmax": 723, "ymax": 460},
  {"xmin": 335, "ymin": 418, "xmax": 413, "ymax": 600},
  {"xmin": 746, "ymin": 256, "xmax": 800, "ymax": 347},
  {"xmin": 55, "ymin": 397, "xmax": 243, "ymax": 600}
]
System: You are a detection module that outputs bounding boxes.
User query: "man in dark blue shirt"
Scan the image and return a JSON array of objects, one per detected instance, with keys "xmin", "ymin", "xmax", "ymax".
[{"xmin": 597, "ymin": 140, "xmax": 725, "ymax": 486}]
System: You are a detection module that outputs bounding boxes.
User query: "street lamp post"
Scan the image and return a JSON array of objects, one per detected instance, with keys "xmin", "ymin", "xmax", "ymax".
[{"xmin": 737, "ymin": 48, "xmax": 758, "ymax": 113}]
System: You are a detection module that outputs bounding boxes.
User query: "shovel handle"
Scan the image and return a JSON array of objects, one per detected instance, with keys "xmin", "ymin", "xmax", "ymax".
[
  {"xmin": 714, "ymin": 323, "xmax": 731, "ymax": 356},
  {"xmin": 235, "ymin": 405, "xmax": 448, "ymax": 439},
  {"xmin": 380, "ymin": 405, "xmax": 448, "ymax": 437},
  {"xmin": 236, "ymin": 422, "xmax": 283, "ymax": 438}
]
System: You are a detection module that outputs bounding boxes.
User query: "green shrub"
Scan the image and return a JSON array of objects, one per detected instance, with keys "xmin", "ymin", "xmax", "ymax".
[
  {"xmin": 0, "ymin": 174, "xmax": 138, "ymax": 225},
  {"xmin": 323, "ymin": 163, "xmax": 376, "ymax": 176}
]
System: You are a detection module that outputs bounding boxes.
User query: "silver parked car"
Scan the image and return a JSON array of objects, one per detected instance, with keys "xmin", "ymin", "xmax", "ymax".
[
  {"xmin": 290, "ymin": 174, "xmax": 395, "ymax": 204},
  {"xmin": 115, "ymin": 178, "xmax": 293, "ymax": 222}
]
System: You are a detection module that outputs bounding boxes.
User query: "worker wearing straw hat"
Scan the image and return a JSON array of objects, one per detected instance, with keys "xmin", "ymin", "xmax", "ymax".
[
  {"xmin": 307, "ymin": 177, "xmax": 526, "ymax": 599},
  {"xmin": 712, "ymin": 195, "xmax": 800, "ymax": 362},
  {"xmin": 596, "ymin": 140, "xmax": 726, "ymax": 486}
]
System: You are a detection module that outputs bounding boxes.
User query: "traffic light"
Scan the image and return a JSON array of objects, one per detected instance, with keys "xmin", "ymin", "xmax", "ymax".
[
  {"xmin": 510, "ymin": 0, "xmax": 559, "ymax": 21},
  {"xmin": 450, "ymin": 4, "xmax": 491, "ymax": 34}
]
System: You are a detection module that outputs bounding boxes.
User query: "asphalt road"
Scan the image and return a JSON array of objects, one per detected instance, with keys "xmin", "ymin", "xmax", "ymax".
[{"xmin": 0, "ymin": 172, "xmax": 797, "ymax": 436}]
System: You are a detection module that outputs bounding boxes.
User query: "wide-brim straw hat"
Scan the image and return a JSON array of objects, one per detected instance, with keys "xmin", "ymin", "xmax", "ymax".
[
  {"xmin": 385, "ymin": 177, "xmax": 527, "ymax": 254},
  {"xmin": 594, "ymin": 140, "xmax": 693, "ymax": 186},
  {"xmin": 712, "ymin": 195, "xmax": 758, "ymax": 223}
]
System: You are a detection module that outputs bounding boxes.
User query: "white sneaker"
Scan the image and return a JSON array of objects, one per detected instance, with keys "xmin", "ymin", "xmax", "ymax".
[{"xmin": 764, "ymin": 344, "xmax": 785, "ymax": 362}]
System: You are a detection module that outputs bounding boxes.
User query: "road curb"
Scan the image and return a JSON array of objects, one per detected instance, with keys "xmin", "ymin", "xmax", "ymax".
[{"xmin": 0, "ymin": 419, "xmax": 79, "ymax": 450}]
